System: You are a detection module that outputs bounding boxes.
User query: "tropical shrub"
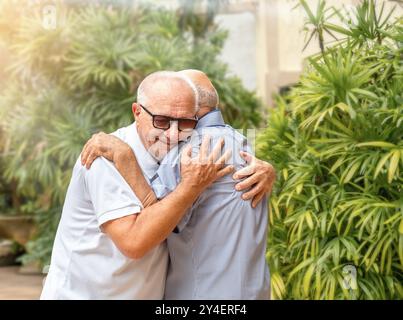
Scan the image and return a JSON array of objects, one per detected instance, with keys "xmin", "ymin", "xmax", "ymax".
[
  {"xmin": 258, "ymin": 0, "xmax": 402, "ymax": 299},
  {"xmin": 0, "ymin": 0, "xmax": 261, "ymax": 266}
]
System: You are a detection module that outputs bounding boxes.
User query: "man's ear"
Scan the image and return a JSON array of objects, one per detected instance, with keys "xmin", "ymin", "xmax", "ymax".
[{"xmin": 132, "ymin": 103, "xmax": 141, "ymax": 119}]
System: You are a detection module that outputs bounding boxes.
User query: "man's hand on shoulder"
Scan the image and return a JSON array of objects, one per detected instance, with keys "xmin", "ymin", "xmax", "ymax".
[
  {"xmin": 233, "ymin": 151, "xmax": 276, "ymax": 208},
  {"xmin": 81, "ymin": 132, "xmax": 132, "ymax": 169}
]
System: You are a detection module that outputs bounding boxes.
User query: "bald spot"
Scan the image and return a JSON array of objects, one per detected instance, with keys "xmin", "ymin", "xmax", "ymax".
[
  {"xmin": 178, "ymin": 69, "xmax": 218, "ymax": 109},
  {"xmin": 141, "ymin": 75, "xmax": 197, "ymax": 117}
]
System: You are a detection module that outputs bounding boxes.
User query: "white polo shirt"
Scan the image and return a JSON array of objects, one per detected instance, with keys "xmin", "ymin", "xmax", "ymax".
[{"xmin": 41, "ymin": 123, "xmax": 168, "ymax": 300}]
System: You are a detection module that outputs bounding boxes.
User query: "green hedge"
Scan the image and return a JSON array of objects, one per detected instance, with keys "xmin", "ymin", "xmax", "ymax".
[{"xmin": 258, "ymin": 0, "xmax": 402, "ymax": 299}]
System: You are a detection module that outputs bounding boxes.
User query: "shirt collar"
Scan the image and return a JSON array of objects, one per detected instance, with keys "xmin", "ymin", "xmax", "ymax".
[
  {"xmin": 126, "ymin": 122, "xmax": 160, "ymax": 180},
  {"xmin": 196, "ymin": 109, "xmax": 225, "ymax": 128}
]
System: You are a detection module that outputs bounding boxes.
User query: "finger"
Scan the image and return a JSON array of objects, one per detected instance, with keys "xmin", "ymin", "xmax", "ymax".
[
  {"xmin": 240, "ymin": 150, "xmax": 254, "ymax": 164},
  {"xmin": 233, "ymin": 164, "xmax": 256, "ymax": 180},
  {"xmin": 216, "ymin": 148, "xmax": 232, "ymax": 168},
  {"xmin": 81, "ymin": 140, "xmax": 92, "ymax": 165},
  {"xmin": 199, "ymin": 135, "xmax": 211, "ymax": 162},
  {"xmin": 180, "ymin": 144, "xmax": 192, "ymax": 165},
  {"xmin": 207, "ymin": 138, "xmax": 225, "ymax": 163},
  {"xmin": 267, "ymin": 180, "xmax": 275, "ymax": 196},
  {"xmin": 235, "ymin": 173, "xmax": 261, "ymax": 191},
  {"xmin": 262, "ymin": 170, "xmax": 276, "ymax": 196},
  {"xmin": 84, "ymin": 151, "xmax": 94, "ymax": 169},
  {"xmin": 252, "ymin": 192, "xmax": 265, "ymax": 208},
  {"xmin": 85, "ymin": 151, "xmax": 99, "ymax": 169},
  {"xmin": 82, "ymin": 134, "xmax": 98, "ymax": 163},
  {"xmin": 81, "ymin": 145, "xmax": 93, "ymax": 167},
  {"xmin": 242, "ymin": 181, "xmax": 265, "ymax": 201},
  {"xmin": 81, "ymin": 145, "xmax": 88, "ymax": 165},
  {"xmin": 85, "ymin": 150, "xmax": 99, "ymax": 169},
  {"xmin": 217, "ymin": 165, "xmax": 234, "ymax": 179}
]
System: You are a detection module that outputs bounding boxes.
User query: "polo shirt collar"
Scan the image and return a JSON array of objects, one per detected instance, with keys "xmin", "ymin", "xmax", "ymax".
[{"xmin": 196, "ymin": 109, "xmax": 225, "ymax": 128}]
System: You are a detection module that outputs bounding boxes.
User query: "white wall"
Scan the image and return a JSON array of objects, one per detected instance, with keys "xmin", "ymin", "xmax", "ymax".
[{"xmin": 215, "ymin": 12, "xmax": 257, "ymax": 91}]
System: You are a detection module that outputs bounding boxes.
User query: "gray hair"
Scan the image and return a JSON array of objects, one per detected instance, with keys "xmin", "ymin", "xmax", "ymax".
[
  {"xmin": 194, "ymin": 84, "xmax": 219, "ymax": 109},
  {"xmin": 137, "ymin": 71, "xmax": 199, "ymax": 111}
]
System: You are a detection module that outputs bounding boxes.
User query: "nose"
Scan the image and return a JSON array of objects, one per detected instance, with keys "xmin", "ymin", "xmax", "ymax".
[{"xmin": 164, "ymin": 121, "xmax": 179, "ymax": 144}]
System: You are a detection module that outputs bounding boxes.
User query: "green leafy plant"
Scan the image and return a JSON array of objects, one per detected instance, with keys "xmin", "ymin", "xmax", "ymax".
[
  {"xmin": 297, "ymin": 0, "xmax": 339, "ymax": 53},
  {"xmin": 0, "ymin": 0, "xmax": 261, "ymax": 266},
  {"xmin": 259, "ymin": 0, "xmax": 402, "ymax": 299}
]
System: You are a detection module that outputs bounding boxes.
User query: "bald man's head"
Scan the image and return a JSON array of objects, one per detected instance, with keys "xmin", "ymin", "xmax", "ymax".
[
  {"xmin": 178, "ymin": 69, "xmax": 219, "ymax": 112},
  {"xmin": 133, "ymin": 71, "xmax": 198, "ymax": 160},
  {"xmin": 137, "ymin": 71, "xmax": 198, "ymax": 110}
]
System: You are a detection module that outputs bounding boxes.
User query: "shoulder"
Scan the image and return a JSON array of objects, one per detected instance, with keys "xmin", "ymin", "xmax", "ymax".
[
  {"xmin": 110, "ymin": 123, "xmax": 134, "ymax": 142},
  {"xmin": 196, "ymin": 125, "xmax": 246, "ymax": 142},
  {"xmin": 83, "ymin": 157, "xmax": 120, "ymax": 183},
  {"xmin": 194, "ymin": 125, "xmax": 250, "ymax": 152},
  {"xmin": 185, "ymin": 126, "xmax": 248, "ymax": 168}
]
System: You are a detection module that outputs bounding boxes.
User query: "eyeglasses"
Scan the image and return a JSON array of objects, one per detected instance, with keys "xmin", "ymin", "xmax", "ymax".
[{"xmin": 140, "ymin": 104, "xmax": 198, "ymax": 132}]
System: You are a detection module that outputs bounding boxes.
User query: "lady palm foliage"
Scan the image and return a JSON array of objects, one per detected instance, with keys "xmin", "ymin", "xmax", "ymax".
[
  {"xmin": 258, "ymin": 0, "xmax": 402, "ymax": 299},
  {"xmin": 297, "ymin": 0, "xmax": 339, "ymax": 53},
  {"xmin": 0, "ymin": 0, "xmax": 261, "ymax": 265}
]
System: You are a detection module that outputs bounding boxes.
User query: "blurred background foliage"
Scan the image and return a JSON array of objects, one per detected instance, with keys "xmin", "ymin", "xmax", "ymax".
[
  {"xmin": 258, "ymin": 0, "xmax": 402, "ymax": 299},
  {"xmin": 0, "ymin": 0, "xmax": 261, "ymax": 266}
]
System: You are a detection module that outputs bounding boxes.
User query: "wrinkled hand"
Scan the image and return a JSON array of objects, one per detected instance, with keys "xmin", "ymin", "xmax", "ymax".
[
  {"xmin": 81, "ymin": 132, "xmax": 130, "ymax": 169},
  {"xmin": 233, "ymin": 151, "xmax": 276, "ymax": 208},
  {"xmin": 180, "ymin": 135, "xmax": 234, "ymax": 192}
]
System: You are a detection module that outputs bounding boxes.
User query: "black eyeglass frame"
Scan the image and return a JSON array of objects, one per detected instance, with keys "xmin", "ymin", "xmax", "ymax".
[{"xmin": 139, "ymin": 104, "xmax": 199, "ymax": 131}]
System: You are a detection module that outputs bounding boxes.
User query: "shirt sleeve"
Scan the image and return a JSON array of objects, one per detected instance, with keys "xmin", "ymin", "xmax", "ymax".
[{"xmin": 84, "ymin": 157, "xmax": 143, "ymax": 227}]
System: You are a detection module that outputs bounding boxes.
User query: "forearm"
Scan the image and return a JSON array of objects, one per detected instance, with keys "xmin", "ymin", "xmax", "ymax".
[
  {"xmin": 113, "ymin": 147, "xmax": 157, "ymax": 208},
  {"xmin": 129, "ymin": 182, "xmax": 200, "ymax": 258},
  {"xmin": 112, "ymin": 146, "xmax": 201, "ymax": 257}
]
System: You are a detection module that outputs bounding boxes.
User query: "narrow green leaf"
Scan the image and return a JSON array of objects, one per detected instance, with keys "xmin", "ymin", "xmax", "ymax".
[{"xmin": 388, "ymin": 150, "xmax": 400, "ymax": 183}]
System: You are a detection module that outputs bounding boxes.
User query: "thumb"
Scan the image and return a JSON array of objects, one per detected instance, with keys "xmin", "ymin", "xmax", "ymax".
[
  {"xmin": 181, "ymin": 144, "xmax": 192, "ymax": 164},
  {"xmin": 240, "ymin": 150, "xmax": 253, "ymax": 164}
]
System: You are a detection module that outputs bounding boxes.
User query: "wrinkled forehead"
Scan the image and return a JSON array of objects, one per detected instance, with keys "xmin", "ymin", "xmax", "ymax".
[{"xmin": 146, "ymin": 78, "xmax": 197, "ymax": 118}]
